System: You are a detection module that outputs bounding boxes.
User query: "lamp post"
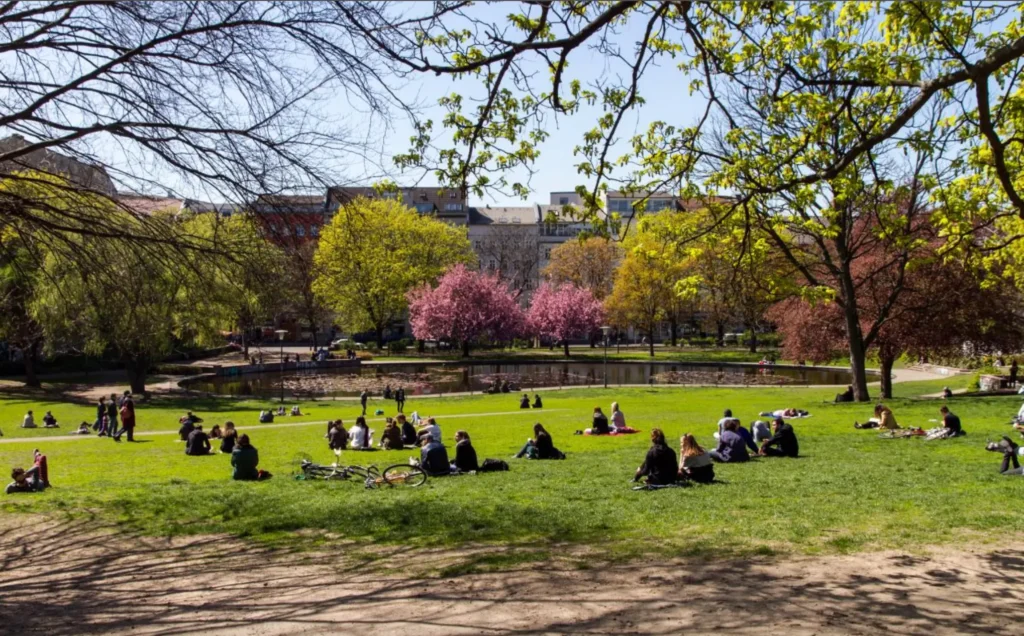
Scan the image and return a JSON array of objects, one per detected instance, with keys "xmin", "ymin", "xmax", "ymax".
[
  {"xmin": 601, "ymin": 325, "xmax": 611, "ymax": 389},
  {"xmin": 275, "ymin": 329, "xmax": 288, "ymax": 403}
]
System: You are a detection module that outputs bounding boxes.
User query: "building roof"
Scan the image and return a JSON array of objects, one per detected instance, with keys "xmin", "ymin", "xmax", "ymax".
[
  {"xmin": 0, "ymin": 134, "xmax": 117, "ymax": 195},
  {"xmin": 116, "ymin": 195, "xmax": 184, "ymax": 216},
  {"xmin": 468, "ymin": 206, "xmax": 539, "ymax": 225}
]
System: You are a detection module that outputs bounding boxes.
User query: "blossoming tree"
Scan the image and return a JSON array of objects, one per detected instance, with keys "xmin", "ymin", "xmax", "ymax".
[
  {"xmin": 527, "ymin": 283, "xmax": 604, "ymax": 357},
  {"xmin": 407, "ymin": 263, "xmax": 524, "ymax": 357}
]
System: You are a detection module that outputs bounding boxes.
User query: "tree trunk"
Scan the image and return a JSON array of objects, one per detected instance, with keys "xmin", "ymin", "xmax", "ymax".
[
  {"xmin": 241, "ymin": 331, "xmax": 249, "ymax": 359},
  {"xmin": 716, "ymin": 322, "xmax": 725, "ymax": 347},
  {"xmin": 842, "ymin": 306, "xmax": 871, "ymax": 402},
  {"xmin": 749, "ymin": 330, "xmax": 758, "ymax": 354},
  {"xmin": 878, "ymin": 353, "xmax": 896, "ymax": 400},
  {"xmin": 125, "ymin": 357, "xmax": 148, "ymax": 395},
  {"xmin": 648, "ymin": 330, "xmax": 655, "ymax": 357},
  {"xmin": 22, "ymin": 340, "xmax": 40, "ymax": 388},
  {"xmin": 669, "ymin": 317, "xmax": 678, "ymax": 347},
  {"xmin": 417, "ymin": 339, "xmax": 425, "ymax": 354},
  {"xmin": 375, "ymin": 325, "xmax": 385, "ymax": 347},
  {"xmin": 462, "ymin": 340, "xmax": 470, "ymax": 358},
  {"xmin": 563, "ymin": 340, "xmax": 570, "ymax": 357}
]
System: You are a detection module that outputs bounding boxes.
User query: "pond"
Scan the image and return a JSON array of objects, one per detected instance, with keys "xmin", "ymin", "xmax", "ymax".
[{"xmin": 183, "ymin": 361, "xmax": 857, "ymax": 398}]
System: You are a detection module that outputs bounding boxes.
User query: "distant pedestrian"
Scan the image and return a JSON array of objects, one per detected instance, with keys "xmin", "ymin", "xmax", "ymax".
[
  {"xmin": 94, "ymin": 397, "xmax": 107, "ymax": 434},
  {"xmin": 396, "ymin": 387, "xmax": 406, "ymax": 413},
  {"xmin": 107, "ymin": 394, "xmax": 119, "ymax": 441},
  {"xmin": 360, "ymin": 390, "xmax": 369, "ymax": 416},
  {"xmin": 115, "ymin": 394, "xmax": 136, "ymax": 442},
  {"xmin": 1011, "ymin": 359, "xmax": 1019, "ymax": 386}
]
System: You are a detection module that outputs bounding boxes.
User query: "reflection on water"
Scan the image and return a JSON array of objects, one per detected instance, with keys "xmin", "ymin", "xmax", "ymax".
[{"xmin": 184, "ymin": 361, "xmax": 854, "ymax": 398}]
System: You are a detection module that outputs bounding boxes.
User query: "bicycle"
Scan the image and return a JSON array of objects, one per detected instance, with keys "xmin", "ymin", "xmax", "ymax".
[
  {"xmin": 293, "ymin": 452, "xmax": 426, "ymax": 488},
  {"xmin": 877, "ymin": 428, "xmax": 924, "ymax": 439}
]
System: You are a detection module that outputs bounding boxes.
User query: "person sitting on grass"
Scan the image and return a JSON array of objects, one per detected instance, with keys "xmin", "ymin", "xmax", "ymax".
[
  {"xmin": 709, "ymin": 419, "xmax": 750, "ymax": 463},
  {"xmin": 679, "ymin": 434, "xmax": 715, "ymax": 484},
  {"xmin": 209, "ymin": 424, "xmax": 222, "ymax": 439},
  {"xmin": 751, "ymin": 420, "xmax": 772, "ymax": 444},
  {"xmin": 398, "ymin": 414, "xmax": 417, "ymax": 446},
  {"xmin": 419, "ymin": 434, "xmax": 450, "ymax": 476},
  {"xmin": 416, "ymin": 417, "xmax": 442, "ymax": 447},
  {"xmin": 520, "ymin": 393, "xmax": 530, "ymax": 409},
  {"xmin": 178, "ymin": 412, "xmax": 203, "ymax": 440},
  {"xmin": 290, "ymin": 406, "xmax": 302, "ymax": 416},
  {"xmin": 988, "ymin": 436, "xmax": 1023, "ymax": 475},
  {"xmin": 759, "ymin": 418, "xmax": 799, "ymax": 458},
  {"xmin": 258, "ymin": 410, "xmax": 274, "ymax": 424},
  {"xmin": 834, "ymin": 384, "xmax": 854, "ymax": 403},
  {"xmin": 533, "ymin": 394, "xmax": 543, "ymax": 409},
  {"xmin": 856, "ymin": 404, "xmax": 898, "ymax": 430},
  {"xmin": 348, "ymin": 416, "xmax": 372, "ymax": 449},
  {"xmin": 943, "ymin": 386, "xmax": 954, "ymax": 399},
  {"xmin": 452, "ymin": 430, "xmax": 479, "ymax": 473},
  {"xmin": 42, "ymin": 411, "xmax": 58, "ymax": 428},
  {"xmin": 231, "ymin": 434, "xmax": 271, "ymax": 481},
  {"xmin": 633, "ymin": 428, "xmax": 678, "ymax": 486},
  {"xmin": 6, "ymin": 466, "xmax": 45, "ymax": 494},
  {"xmin": 514, "ymin": 423, "xmax": 565, "ymax": 459},
  {"xmin": 587, "ymin": 407, "xmax": 611, "ymax": 435},
  {"xmin": 220, "ymin": 422, "xmax": 238, "ymax": 454},
  {"xmin": 380, "ymin": 418, "xmax": 404, "ymax": 450},
  {"xmin": 940, "ymin": 406, "xmax": 962, "ymax": 436},
  {"xmin": 328, "ymin": 420, "xmax": 349, "ymax": 451},
  {"xmin": 185, "ymin": 425, "xmax": 211, "ymax": 456},
  {"xmin": 716, "ymin": 409, "xmax": 735, "ymax": 437},
  {"xmin": 73, "ymin": 422, "xmax": 91, "ymax": 435},
  {"xmin": 21, "ymin": 410, "xmax": 36, "ymax": 429},
  {"xmin": 610, "ymin": 402, "xmax": 639, "ymax": 434},
  {"xmin": 275, "ymin": 406, "xmax": 285, "ymax": 416}
]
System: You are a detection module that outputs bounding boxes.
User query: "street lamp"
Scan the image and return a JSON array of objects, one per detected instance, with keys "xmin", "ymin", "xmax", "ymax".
[
  {"xmin": 275, "ymin": 329, "xmax": 288, "ymax": 403},
  {"xmin": 600, "ymin": 325, "xmax": 611, "ymax": 389}
]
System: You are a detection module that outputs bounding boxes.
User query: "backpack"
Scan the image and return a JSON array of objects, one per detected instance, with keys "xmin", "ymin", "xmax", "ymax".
[{"xmin": 479, "ymin": 458, "xmax": 509, "ymax": 472}]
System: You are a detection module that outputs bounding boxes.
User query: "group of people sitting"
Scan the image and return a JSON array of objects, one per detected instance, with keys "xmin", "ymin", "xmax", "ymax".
[
  {"xmin": 326, "ymin": 413, "xmax": 442, "ymax": 452},
  {"xmin": 486, "ymin": 379, "xmax": 519, "ymax": 394},
  {"xmin": 18, "ymin": 410, "xmax": 60, "ymax": 430},
  {"xmin": 709, "ymin": 409, "xmax": 799, "ymax": 463},
  {"xmin": 257, "ymin": 406, "xmax": 302, "ymax": 424},
  {"xmin": 853, "ymin": 404, "xmax": 964, "ymax": 440},
  {"xmin": 183, "ymin": 421, "xmax": 240, "ymax": 455},
  {"xmin": 179, "ymin": 412, "xmax": 270, "ymax": 480},
  {"xmin": 581, "ymin": 403, "xmax": 638, "ymax": 435},
  {"xmin": 519, "ymin": 394, "xmax": 543, "ymax": 409},
  {"xmin": 416, "ymin": 430, "xmax": 482, "ymax": 475}
]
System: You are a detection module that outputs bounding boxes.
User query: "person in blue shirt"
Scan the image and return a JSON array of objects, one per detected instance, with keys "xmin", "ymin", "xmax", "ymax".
[
  {"xmin": 709, "ymin": 419, "xmax": 750, "ymax": 463},
  {"xmin": 419, "ymin": 435, "xmax": 450, "ymax": 476}
]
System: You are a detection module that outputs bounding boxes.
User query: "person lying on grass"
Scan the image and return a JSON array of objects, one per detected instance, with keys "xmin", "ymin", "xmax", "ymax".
[
  {"xmin": 419, "ymin": 434, "xmax": 450, "ymax": 476},
  {"xmin": 6, "ymin": 466, "xmax": 45, "ymax": 494},
  {"xmin": 759, "ymin": 418, "xmax": 799, "ymax": 458},
  {"xmin": 587, "ymin": 407, "xmax": 611, "ymax": 435},
  {"xmin": 514, "ymin": 423, "xmax": 565, "ymax": 460},
  {"xmin": 73, "ymin": 422, "xmax": 91, "ymax": 435},
  {"xmin": 231, "ymin": 434, "xmax": 271, "ymax": 481},
  {"xmin": 855, "ymin": 404, "xmax": 898, "ymax": 430},
  {"xmin": 452, "ymin": 430, "xmax": 479, "ymax": 473},
  {"xmin": 185, "ymin": 425, "xmax": 212, "ymax": 456},
  {"xmin": 759, "ymin": 408, "xmax": 809, "ymax": 418},
  {"xmin": 633, "ymin": 428, "xmax": 678, "ymax": 486},
  {"xmin": 710, "ymin": 419, "xmax": 750, "ymax": 463},
  {"xmin": 679, "ymin": 434, "xmax": 715, "ymax": 484}
]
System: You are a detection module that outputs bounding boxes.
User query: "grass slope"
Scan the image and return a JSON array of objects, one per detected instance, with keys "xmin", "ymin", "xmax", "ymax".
[{"xmin": 1, "ymin": 376, "xmax": 1021, "ymax": 561}]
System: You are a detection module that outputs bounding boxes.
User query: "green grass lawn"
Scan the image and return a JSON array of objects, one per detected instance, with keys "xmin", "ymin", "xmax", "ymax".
[{"xmin": 1, "ymin": 375, "xmax": 1021, "ymax": 564}]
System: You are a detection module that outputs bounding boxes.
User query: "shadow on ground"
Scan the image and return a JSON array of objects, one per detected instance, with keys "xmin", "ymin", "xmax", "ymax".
[{"xmin": 1, "ymin": 516, "xmax": 1022, "ymax": 635}]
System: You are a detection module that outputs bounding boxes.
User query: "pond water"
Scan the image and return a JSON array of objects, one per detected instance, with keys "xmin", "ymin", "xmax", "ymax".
[{"xmin": 184, "ymin": 361, "xmax": 856, "ymax": 398}]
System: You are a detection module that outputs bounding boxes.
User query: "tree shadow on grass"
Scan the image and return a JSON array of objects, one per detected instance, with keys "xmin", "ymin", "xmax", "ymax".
[{"xmin": 1, "ymin": 514, "xmax": 1023, "ymax": 635}]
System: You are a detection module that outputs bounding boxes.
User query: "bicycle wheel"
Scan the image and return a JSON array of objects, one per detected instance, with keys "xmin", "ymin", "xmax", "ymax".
[
  {"xmin": 345, "ymin": 465, "xmax": 371, "ymax": 480},
  {"xmin": 382, "ymin": 464, "xmax": 427, "ymax": 488}
]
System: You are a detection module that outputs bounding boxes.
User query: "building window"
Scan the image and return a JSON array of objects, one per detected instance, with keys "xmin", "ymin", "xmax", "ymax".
[
  {"xmin": 449, "ymin": 191, "xmax": 458, "ymax": 199},
  {"xmin": 608, "ymin": 199, "xmax": 632, "ymax": 213},
  {"xmin": 544, "ymin": 248, "xmax": 551, "ymax": 259},
  {"xmin": 310, "ymin": 225, "xmax": 319, "ymax": 237},
  {"xmin": 559, "ymin": 196, "xmax": 569, "ymax": 205},
  {"xmin": 382, "ymin": 192, "xmax": 398, "ymax": 200},
  {"xmin": 487, "ymin": 259, "xmax": 496, "ymax": 271},
  {"xmin": 445, "ymin": 203, "xmax": 463, "ymax": 211},
  {"xmin": 419, "ymin": 192, "xmax": 428, "ymax": 201},
  {"xmin": 473, "ymin": 241, "xmax": 480, "ymax": 249},
  {"xmin": 295, "ymin": 225, "xmax": 305, "ymax": 237}
]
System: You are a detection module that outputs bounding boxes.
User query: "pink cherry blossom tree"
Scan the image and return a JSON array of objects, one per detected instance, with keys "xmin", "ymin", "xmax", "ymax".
[
  {"xmin": 407, "ymin": 263, "xmax": 524, "ymax": 357},
  {"xmin": 527, "ymin": 282, "xmax": 605, "ymax": 357}
]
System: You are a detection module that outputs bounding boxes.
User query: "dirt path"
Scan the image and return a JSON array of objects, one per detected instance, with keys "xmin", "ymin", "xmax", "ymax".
[{"xmin": 1, "ymin": 516, "xmax": 1021, "ymax": 635}]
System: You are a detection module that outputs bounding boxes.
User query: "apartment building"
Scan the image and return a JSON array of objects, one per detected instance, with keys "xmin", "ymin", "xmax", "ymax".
[{"xmin": 325, "ymin": 185, "xmax": 468, "ymax": 225}]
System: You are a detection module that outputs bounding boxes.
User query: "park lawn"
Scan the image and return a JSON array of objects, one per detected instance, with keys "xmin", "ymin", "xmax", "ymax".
[{"xmin": 2, "ymin": 376, "xmax": 1022, "ymax": 566}]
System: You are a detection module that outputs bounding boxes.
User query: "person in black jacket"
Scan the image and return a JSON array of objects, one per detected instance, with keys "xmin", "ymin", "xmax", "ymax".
[
  {"xmin": 185, "ymin": 425, "xmax": 211, "ymax": 456},
  {"xmin": 760, "ymin": 418, "xmax": 799, "ymax": 458},
  {"xmin": 106, "ymin": 394, "xmax": 119, "ymax": 440},
  {"xmin": 515, "ymin": 423, "xmax": 563, "ymax": 459},
  {"xmin": 220, "ymin": 422, "xmax": 239, "ymax": 453},
  {"xmin": 519, "ymin": 394, "xmax": 530, "ymax": 409},
  {"xmin": 633, "ymin": 428, "xmax": 678, "ymax": 485},
  {"xmin": 398, "ymin": 414, "xmax": 417, "ymax": 446},
  {"xmin": 588, "ymin": 407, "xmax": 611, "ymax": 435},
  {"xmin": 452, "ymin": 430, "xmax": 479, "ymax": 472}
]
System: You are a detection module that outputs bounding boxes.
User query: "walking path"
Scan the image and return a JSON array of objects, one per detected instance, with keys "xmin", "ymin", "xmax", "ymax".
[{"xmin": 0, "ymin": 409, "xmax": 566, "ymax": 445}]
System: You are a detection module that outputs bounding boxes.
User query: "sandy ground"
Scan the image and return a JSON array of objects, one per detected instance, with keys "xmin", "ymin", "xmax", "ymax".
[{"xmin": 1, "ymin": 516, "xmax": 1021, "ymax": 635}]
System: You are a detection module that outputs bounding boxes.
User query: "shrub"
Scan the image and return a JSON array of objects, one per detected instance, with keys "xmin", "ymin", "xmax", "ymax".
[
  {"xmin": 355, "ymin": 351, "xmax": 374, "ymax": 361},
  {"xmin": 388, "ymin": 340, "xmax": 408, "ymax": 354}
]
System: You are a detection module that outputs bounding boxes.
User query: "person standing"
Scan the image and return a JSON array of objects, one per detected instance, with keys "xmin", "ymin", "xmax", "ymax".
[
  {"xmin": 115, "ymin": 394, "xmax": 136, "ymax": 442},
  {"xmin": 95, "ymin": 397, "xmax": 107, "ymax": 435},
  {"xmin": 1011, "ymin": 359, "xmax": 1019, "ymax": 387},
  {"xmin": 107, "ymin": 394, "xmax": 119, "ymax": 441},
  {"xmin": 396, "ymin": 387, "xmax": 405, "ymax": 413},
  {"xmin": 360, "ymin": 390, "xmax": 369, "ymax": 416}
]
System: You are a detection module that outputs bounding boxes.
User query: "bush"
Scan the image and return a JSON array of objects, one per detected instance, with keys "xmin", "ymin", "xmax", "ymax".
[
  {"xmin": 355, "ymin": 351, "xmax": 374, "ymax": 361},
  {"xmin": 364, "ymin": 341, "xmax": 379, "ymax": 352},
  {"xmin": 684, "ymin": 336, "xmax": 716, "ymax": 347},
  {"xmin": 388, "ymin": 340, "xmax": 408, "ymax": 354}
]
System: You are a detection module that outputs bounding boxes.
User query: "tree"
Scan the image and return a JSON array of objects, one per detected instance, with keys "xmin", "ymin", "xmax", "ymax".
[
  {"xmin": 0, "ymin": 237, "xmax": 45, "ymax": 386},
  {"xmin": 314, "ymin": 197, "xmax": 475, "ymax": 344},
  {"xmin": 0, "ymin": 2, "xmax": 405, "ymax": 254},
  {"xmin": 770, "ymin": 251, "xmax": 1024, "ymax": 399},
  {"xmin": 542, "ymin": 238, "xmax": 620, "ymax": 300},
  {"xmin": 407, "ymin": 264, "xmax": 524, "ymax": 356},
  {"xmin": 282, "ymin": 241, "xmax": 334, "ymax": 349},
  {"xmin": 527, "ymin": 283, "xmax": 604, "ymax": 357}
]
